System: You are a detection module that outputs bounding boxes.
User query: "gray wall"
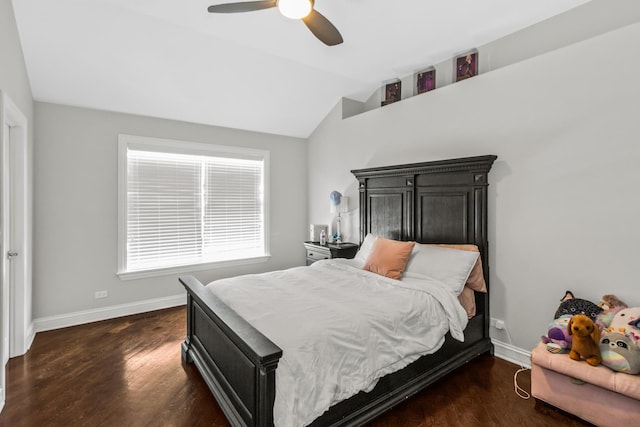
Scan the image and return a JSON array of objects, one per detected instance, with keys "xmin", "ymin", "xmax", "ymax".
[
  {"xmin": 0, "ymin": 0, "xmax": 33, "ymax": 118},
  {"xmin": 307, "ymin": 3, "xmax": 640, "ymax": 353},
  {"xmin": 357, "ymin": 0, "xmax": 640, "ymax": 115},
  {"xmin": 33, "ymin": 103, "xmax": 307, "ymax": 319},
  {"xmin": 9, "ymin": 0, "xmax": 640, "ymax": 353}
]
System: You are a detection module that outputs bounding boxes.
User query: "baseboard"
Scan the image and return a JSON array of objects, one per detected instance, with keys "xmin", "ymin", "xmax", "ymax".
[
  {"xmin": 31, "ymin": 295, "xmax": 531, "ymax": 367},
  {"xmin": 492, "ymin": 338, "xmax": 532, "ymax": 368},
  {"xmin": 7, "ymin": 322, "xmax": 36, "ymax": 358},
  {"xmin": 33, "ymin": 293, "xmax": 186, "ymax": 333},
  {"xmin": 25, "ymin": 322, "xmax": 35, "ymax": 352}
]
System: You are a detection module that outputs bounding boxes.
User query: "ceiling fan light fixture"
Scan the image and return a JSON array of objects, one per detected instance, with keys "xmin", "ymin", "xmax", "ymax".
[{"xmin": 278, "ymin": 0, "xmax": 312, "ymax": 19}]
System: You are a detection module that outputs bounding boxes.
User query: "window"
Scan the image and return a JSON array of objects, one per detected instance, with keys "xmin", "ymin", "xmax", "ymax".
[{"xmin": 118, "ymin": 135, "xmax": 269, "ymax": 279}]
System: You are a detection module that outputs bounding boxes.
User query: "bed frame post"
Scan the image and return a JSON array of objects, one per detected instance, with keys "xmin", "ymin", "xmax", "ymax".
[
  {"xmin": 181, "ymin": 293, "xmax": 194, "ymax": 365},
  {"xmin": 357, "ymin": 180, "xmax": 366, "ymax": 244}
]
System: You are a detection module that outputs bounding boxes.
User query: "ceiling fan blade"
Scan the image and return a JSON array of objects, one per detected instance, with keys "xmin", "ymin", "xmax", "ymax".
[
  {"xmin": 302, "ymin": 9, "xmax": 343, "ymax": 46},
  {"xmin": 208, "ymin": 1, "xmax": 277, "ymax": 14}
]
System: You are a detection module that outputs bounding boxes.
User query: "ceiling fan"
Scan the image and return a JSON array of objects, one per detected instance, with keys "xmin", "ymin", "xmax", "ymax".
[{"xmin": 207, "ymin": 0, "xmax": 343, "ymax": 46}]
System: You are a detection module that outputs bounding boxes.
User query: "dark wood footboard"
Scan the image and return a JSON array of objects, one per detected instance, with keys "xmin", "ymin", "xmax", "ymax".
[{"xmin": 180, "ymin": 275, "xmax": 282, "ymax": 427}]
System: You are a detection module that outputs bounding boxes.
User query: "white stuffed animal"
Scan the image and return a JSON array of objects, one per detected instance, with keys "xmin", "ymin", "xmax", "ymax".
[{"xmin": 608, "ymin": 307, "xmax": 640, "ymax": 340}]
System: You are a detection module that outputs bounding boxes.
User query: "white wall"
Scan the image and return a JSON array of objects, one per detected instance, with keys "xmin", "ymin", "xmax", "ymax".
[
  {"xmin": 355, "ymin": 0, "xmax": 640, "ymax": 117},
  {"xmin": 33, "ymin": 103, "xmax": 307, "ymax": 321},
  {"xmin": 307, "ymin": 8, "xmax": 640, "ymax": 353}
]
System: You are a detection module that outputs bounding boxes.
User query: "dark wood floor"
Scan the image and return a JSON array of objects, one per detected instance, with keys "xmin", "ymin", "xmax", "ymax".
[{"xmin": 0, "ymin": 306, "xmax": 590, "ymax": 427}]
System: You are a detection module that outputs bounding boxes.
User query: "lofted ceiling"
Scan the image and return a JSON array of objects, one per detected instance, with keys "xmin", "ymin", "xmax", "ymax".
[{"xmin": 12, "ymin": 0, "xmax": 590, "ymax": 138}]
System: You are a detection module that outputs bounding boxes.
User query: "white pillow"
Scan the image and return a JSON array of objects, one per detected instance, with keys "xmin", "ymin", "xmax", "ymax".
[
  {"xmin": 354, "ymin": 233, "xmax": 377, "ymax": 263},
  {"xmin": 403, "ymin": 244, "xmax": 479, "ymax": 294}
]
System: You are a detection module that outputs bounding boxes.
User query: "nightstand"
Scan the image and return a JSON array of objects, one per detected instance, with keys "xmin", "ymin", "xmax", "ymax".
[{"xmin": 303, "ymin": 241, "xmax": 359, "ymax": 266}]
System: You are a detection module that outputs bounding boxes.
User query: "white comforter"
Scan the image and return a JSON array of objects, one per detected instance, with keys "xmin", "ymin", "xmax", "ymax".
[{"xmin": 206, "ymin": 259, "xmax": 468, "ymax": 427}]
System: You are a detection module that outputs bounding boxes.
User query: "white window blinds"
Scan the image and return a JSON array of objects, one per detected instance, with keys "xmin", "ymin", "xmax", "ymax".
[{"xmin": 118, "ymin": 135, "xmax": 268, "ymax": 277}]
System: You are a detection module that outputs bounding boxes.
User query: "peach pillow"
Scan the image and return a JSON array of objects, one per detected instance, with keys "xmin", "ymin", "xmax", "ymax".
[
  {"xmin": 363, "ymin": 237, "xmax": 416, "ymax": 280},
  {"xmin": 458, "ymin": 286, "xmax": 476, "ymax": 318},
  {"xmin": 432, "ymin": 244, "xmax": 487, "ymax": 293}
]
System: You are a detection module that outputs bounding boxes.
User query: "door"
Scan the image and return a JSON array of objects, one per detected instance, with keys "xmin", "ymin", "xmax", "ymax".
[{"xmin": 0, "ymin": 92, "xmax": 32, "ymax": 413}]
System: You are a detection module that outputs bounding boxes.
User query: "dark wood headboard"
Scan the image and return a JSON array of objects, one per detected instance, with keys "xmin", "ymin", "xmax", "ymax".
[
  {"xmin": 351, "ymin": 155, "xmax": 497, "ymax": 318},
  {"xmin": 351, "ymin": 155, "xmax": 496, "ymax": 250}
]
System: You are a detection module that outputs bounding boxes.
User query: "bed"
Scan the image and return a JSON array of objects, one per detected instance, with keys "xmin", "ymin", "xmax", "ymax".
[{"xmin": 179, "ymin": 155, "xmax": 497, "ymax": 426}]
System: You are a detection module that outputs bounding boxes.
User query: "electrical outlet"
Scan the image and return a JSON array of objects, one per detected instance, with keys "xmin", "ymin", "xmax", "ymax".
[
  {"xmin": 94, "ymin": 290, "xmax": 108, "ymax": 299},
  {"xmin": 490, "ymin": 317, "xmax": 506, "ymax": 330}
]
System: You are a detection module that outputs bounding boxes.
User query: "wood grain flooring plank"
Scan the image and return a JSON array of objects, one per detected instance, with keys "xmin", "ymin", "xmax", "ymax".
[{"xmin": 0, "ymin": 306, "xmax": 590, "ymax": 426}]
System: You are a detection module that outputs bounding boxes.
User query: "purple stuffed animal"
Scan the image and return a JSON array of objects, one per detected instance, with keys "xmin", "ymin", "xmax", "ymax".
[{"xmin": 541, "ymin": 314, "xmax": 573, "ymax": 353}]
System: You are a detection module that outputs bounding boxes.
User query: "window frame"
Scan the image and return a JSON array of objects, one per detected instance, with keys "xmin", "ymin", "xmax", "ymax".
[{"xmin": 117, "ymin": 134, "xmax": 270, "ymax": 280}]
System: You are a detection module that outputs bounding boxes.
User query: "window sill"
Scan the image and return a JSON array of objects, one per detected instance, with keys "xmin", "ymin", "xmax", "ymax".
[{"xmin": 117, "ymin": 255, "xmax": 271, "ymax": 281}]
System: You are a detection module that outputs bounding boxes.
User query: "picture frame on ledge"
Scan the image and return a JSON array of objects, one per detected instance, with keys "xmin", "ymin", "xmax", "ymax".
[
  {"xmin": 455, "ymin": 50, "xmax": 478, "ymax": 82},
  {"xmin": 415, "ymin": 68, "xmax": 436, "ymax": 95},
  {"xmin": 381, "ymin": 80, "xmax": 401, "ymax": 106}
]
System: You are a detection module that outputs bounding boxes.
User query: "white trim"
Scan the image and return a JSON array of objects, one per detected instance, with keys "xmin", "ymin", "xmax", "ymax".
[
  {"xmin": 118, "ymin": 255, "xmax": 270, "ymax": 281},
  {"xmin": 29, "ymin": 296, "xmax": 531, "ymax": 364},
  {"xmin": 24, "ymin": 322, "xmax": 35, "ymax": 352},
  {"xmin": 492, "ymin": 338, "xmax": 532, "ymax": 368},
  {"xmin": 117, "ymin": 134, "xmax": 271, "ymax": 278},
  {"xmin": 33, "ymin": 294, "xmax": 186, "ymax": 333},
  {"xmin": 6, "ymin": 109, "xmax": 31, "ymax": 357},
  {"xmin": 119, "ymin": 134, "xmax": 270, "ymax": 159}
]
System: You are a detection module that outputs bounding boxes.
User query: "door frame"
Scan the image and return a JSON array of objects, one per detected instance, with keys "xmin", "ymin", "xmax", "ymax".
[{"xmin": 0, "ymin": 91, "xmax": 32, "ymax": 413}]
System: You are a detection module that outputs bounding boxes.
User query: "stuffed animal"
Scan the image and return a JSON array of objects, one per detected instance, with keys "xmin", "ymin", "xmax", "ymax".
[
  {"xmin": 554, "ymin": 290, "xmax": 602, "ymax": 322},
  {"xmin": 599, "ymin": 330, "xmax": 640, "ymax": 375},
  {"xmin": 541, "ymin": 314, "xmax": 573, "ymax": 353},
  {"xmin": 598, "ymin": 294, "xmax": 627, "ymax": 312},
  {"xmin": 568, "ymin": 314, "xmax": 602, "ymax": 366},
  {"xmin": 596, "ymin": 294, "xmax": 627, "ymax": 331},
  {"xmin": 607, "ymin": 307, "xmax": 640, "ymax": 340}
]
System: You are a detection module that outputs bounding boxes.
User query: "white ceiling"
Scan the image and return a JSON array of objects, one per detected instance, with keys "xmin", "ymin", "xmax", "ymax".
[{"xmin": 12, "ymin": 0, "xmax": 590, "ymax": 138}]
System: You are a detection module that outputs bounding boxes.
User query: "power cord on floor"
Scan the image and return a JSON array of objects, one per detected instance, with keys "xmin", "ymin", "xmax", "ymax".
[
  {"xmin": 514, "ymin": 367, "xmax": 531, "ymax": 400},
  {"xmin": 499, "ymin": 324, "xmax": 531, "ymax": 400}
]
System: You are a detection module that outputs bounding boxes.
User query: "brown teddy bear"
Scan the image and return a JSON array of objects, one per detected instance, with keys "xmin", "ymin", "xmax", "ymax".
[{"xmin": 568, "ymin": 314, "xmax": 602, "ymax": 366}]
